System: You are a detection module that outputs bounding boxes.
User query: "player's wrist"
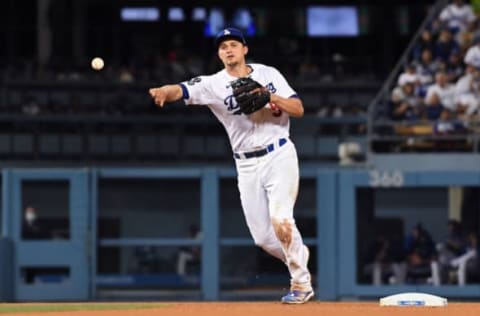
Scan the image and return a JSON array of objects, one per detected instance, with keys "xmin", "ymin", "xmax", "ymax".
[{"xmin": 269, "ymin": 93, "xmax": 277, "ymax": 103}]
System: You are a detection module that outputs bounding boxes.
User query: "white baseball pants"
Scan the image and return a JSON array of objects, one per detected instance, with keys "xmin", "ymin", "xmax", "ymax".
[{"xmin": 234, "ymin": 139, "xmax": 312, "ymax": 291}]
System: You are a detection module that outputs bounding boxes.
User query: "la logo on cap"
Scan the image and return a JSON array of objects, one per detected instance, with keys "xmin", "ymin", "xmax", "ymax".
[{"xmin": 224, "ymin": 29, "xmax": 231, "ymax": 35}]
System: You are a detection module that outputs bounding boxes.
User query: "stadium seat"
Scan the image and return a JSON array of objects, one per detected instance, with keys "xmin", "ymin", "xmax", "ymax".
[
  {"xmin": 62, "ymin": 134, "xmax": 83, "ymax": 155},
  {"xmin": 135, "ymin": 134, "xmax": 157, "ymax": 156},
  {"xmin": 29, "ymin": 91, "xmax": 49, "ymax": 107},
  {"xmin": 158, "ymin": 134, "xmax": 181, "ymax": 156},
  {"xmin": 39, "ymin": 133, "xmax": 61, "ymax": 155},
  {"xmin": 12, "ymin": 133, "xmax": 34, "ymax": 155},
  {"xmin": 50, "ymin": 91, "xmax": 70, "ymax": 112},
  {"xmin": 88, "ymin": 134, "xmax": 109, "ymax": 156},
  {"xmin": 0, "ymin": 134, "xmax": 11, "ymax": 154},
  {"xmin": 110, "ymin": 135, "xmax": 131, "ymax": 155},
  {"xmin": 327, "ymin": 92, "xmax": 350, "ymax": 107},
  {"xmin": 7, "ymin": 90, "xmax": 23, "ymax": 110}
]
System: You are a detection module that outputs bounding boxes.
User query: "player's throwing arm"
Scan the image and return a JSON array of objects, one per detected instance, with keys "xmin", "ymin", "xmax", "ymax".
[{"xmin": 149, "ymin": 85, "xmax": 183, "ymax": 107}]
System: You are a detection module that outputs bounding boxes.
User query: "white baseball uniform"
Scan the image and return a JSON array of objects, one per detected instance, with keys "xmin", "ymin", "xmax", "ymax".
[
  {"xmin": 179, "ymin": 63, "xmax": 312, "ymax": 291},
  {"xmin": 439, "ymin": 3, "xmax": 476, "ymax": 34}
]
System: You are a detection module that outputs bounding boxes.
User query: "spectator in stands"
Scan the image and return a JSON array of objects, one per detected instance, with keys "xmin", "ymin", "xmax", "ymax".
[
  {"xmin": 434, "ymin": 28, "xmax": 460, "ymax": 63},
  {"xmin": 433, "ymin": 109, "xmax": 469, "ymax": 152},
  {"xmin": 412, "ymin": 29, "xmax": 436, "ymax": 62},
  {"xmin": 21, "ymin": 96, "xmax": 41, "ymax": 116},
  {"xmin": 316, "ymin": 103, "xmax": 343, "ymax": 118},
  {"xmin": 463, "ymin": 35, "xmax": 480, "ymax": 69},
  {"xmin": 390, "ymin": 76, "xmax": 423, "ymax": 121},
  {"xmin": 454, "ymin": 65, "xmax": 480, "ymax": 119},
  {"xmin": 404, "ymin": 223, "xmax": 440, "ymax": 285},
  {"xmin": 434, "ymin": 108, "xmax": 468, "ymax": 135},
  {"xmin": 424, "ymin": 70, "xmax": 456, "ymax": 119},
  {"xmin": 458, "ymin": 28, "xmax": 475, "ymax": 57},
  {"xmin": 118, "ymin": 66, "xmax": 135, "ymax": 83},
  {"xmin": 415, "ymin": 49, "xmax": 440, "ymax": 95},
  {"xmin": 454, "ymin": 65, "xmax": 476, "ymax": 95},
  {"xmin": 397, "ymin": 62, "xmax": 421, "ymax": 88},
  {"xmin": 397, "ymin": 61, "xmax": 426, "ymax": 102},
  {"xmin": 444, "ymin": 51, "xmax": 465, "ymax": 83},
  {"xmin": 168, "ymin": 52, "xmax": 188, "ymax": 83},
  {"xmin": 438, "ymin": 0, "xmax": 476, "ymax": 40},
  {"xmin": 184, "ymin": 53, "xmax": 205, "ymax": 78},
  {"xmin": 296, "ymin": 61, "xmax": 321, "ymax": 83}
]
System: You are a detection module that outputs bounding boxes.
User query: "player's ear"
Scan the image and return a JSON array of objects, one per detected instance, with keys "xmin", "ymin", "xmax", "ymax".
[{"xmin": 243, "ymin": 45, "xmax": 249, "ymax": 56}]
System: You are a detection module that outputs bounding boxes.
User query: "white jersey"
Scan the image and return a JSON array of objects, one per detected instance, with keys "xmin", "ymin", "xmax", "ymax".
[
  {"xmin": 454, "ymin": 73, "xmax": 473, "ymax": 99},
  {"xmin": 425, "ymin": 83, "xmax": 456, "ymax": 111},
  {"xmin": 180, "ymin": 63, "xmax": 298, "ymax": 152},
  {"xmin": 439, "ymin": 4, "xmax": 476, "ymax": 32},
  {"xmin": 464, "ymin": 45, "xmax": 480, "ymax": 68}
]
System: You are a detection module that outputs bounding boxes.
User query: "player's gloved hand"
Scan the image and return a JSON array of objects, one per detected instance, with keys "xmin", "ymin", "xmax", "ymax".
[{"xmin": 231, "ymin": 77, "xmax": 270, "ymax": 114}]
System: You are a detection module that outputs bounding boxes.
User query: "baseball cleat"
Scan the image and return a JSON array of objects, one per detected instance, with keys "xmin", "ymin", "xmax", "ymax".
[{"xmin": 281, "ymin": 290, "xmax": 314, "ymax": 304}]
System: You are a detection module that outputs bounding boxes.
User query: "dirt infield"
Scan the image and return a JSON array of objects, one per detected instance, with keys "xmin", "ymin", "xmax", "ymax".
[{"xmin": 1, "ymin": 302, "xmax": 480, "ymax": 316}]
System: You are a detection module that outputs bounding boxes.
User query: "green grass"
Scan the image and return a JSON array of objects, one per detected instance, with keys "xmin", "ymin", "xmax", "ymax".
[{"xmin": 0, "ymin": 302, "xmax": 170, "ymax": 314}]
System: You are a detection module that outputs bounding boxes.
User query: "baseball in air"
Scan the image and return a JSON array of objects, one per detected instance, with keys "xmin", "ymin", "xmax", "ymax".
[{"xmin": 91, "ymin": 57, "xmax": 104, "ymax": 71}]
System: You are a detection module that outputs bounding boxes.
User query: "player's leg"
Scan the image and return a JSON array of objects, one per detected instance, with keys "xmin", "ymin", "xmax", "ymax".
[
  {"xmin": 262, "ymin": 141, "xmax": 313, "ymax": 302},
  {"xmin": 177, "ymin": 251, "xmax": 194, "ymax": 275},
  {"xmin": 235, "ymin": 158, "xmax": 286, "ymax": 262}
]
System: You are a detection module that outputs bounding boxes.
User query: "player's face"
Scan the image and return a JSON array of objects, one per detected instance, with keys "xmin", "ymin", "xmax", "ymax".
[{"xmin": 218, "ymin": 40, "xmax": 248, "ymax": 67}]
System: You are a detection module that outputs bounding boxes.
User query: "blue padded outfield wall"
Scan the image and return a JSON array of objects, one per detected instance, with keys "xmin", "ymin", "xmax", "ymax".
[{"xmin": 1, "ymin": 166, "xmax": 480, "ymax": 302}]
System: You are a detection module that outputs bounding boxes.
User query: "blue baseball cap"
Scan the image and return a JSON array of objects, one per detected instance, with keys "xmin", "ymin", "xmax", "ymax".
[{"xmin": 215, "ymin": 27, "xmax": 247, "ymax": 48}]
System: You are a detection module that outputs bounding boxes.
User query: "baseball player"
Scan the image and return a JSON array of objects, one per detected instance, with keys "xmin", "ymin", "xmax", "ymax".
[{"xmin": 149, "ymin": 27, "xmax": 313, "ymax": 304}]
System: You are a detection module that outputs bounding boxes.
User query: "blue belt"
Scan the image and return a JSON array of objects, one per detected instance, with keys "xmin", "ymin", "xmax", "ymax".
[{"xmin": 234, "ymin": 138, "xmax": 287, "ymax": 159}]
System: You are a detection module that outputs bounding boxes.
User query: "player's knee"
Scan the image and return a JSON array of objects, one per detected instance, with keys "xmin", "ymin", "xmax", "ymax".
[
  {"xmin": 253, "ymin": 234, "xmax": 271, "ymax": 249},
  {"xmin": 271, "ymin": 217, "xmax": 293, "ymax": 247},
  {"xmin": 253, "ymin": 228, "xmax": 283, "ymax": 250},
  {"xmin": 254, "ymin": 240, "xmax": 266, "ymax": 249}
]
